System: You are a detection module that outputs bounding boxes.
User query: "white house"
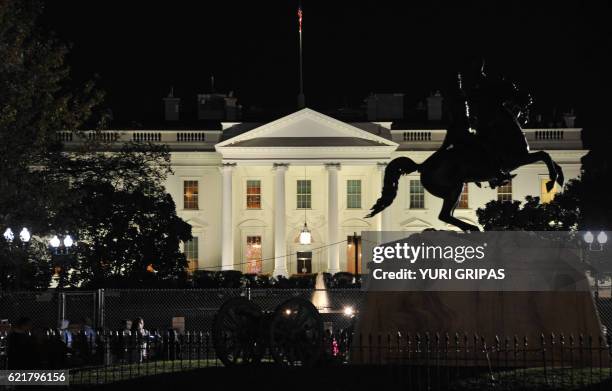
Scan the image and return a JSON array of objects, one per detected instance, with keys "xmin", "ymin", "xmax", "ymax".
[{"xmin": 59, "ymin": 108, "xmax": 586, "ymax": 276}]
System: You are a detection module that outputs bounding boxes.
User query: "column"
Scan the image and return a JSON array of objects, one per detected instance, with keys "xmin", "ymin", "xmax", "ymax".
[
  {"xmin": 326, "ymin": 163, "xmax": 341, "ymax": 274},
  {"xmin": 273, "ymin": 163, "xmax": 289, "ymax": 277},
  {"xmin": 220, "ymin": 163, "xmax": 236, "ymax": 270},
  {"xmin": 377, "ymin": 162, "xmax": 392, "ymax": 231}
]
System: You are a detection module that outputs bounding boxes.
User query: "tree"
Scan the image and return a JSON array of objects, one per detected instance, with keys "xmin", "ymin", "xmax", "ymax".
[
  {"xmin": 49, "ymin": 142, "xmax": 193, "ymax": 288},
  {"xmin": 476, "ymin": 179, "xmax": 581, "ymax": 231},
  {"xmin": 0, "ymin": 0, "xmax": 103, "ymax": 228},
  {"xmin": 0, "ymin": 0, "xmax": 103, "ymax": 289},
  {"xmin": 0, "ymin": 1, "xmax": 192, "ymax": 289}
]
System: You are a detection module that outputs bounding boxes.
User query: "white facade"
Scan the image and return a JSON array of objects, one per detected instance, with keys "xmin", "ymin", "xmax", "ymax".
[{"xmin": 61, "ymin": 109, "xmax": 586, "ymax": 276}]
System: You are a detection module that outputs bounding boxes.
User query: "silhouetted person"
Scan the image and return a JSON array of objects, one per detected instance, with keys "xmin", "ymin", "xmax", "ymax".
[
  {"xmin": 59, "ymin": 319, "xmax": 73, "ymax": 349},
  {"xmin": 121, "ymin": 319, "xmax": 132, "ymax": 336},
  {"xmin": 113, "ymin": 319, "xmax": 132, "ymax": 363},
  {"xmin": 74, "ymin": 317, "xmax": 96, "ymax": 363},
  {"xmin": 7, "ymin": 317, "xmax": 40, "ymax": 369},
  {"xmin": 132, "ymin": 317, "xmax": 150, "ymax": 362}
]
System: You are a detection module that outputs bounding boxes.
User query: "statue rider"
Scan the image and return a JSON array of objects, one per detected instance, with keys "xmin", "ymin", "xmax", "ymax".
[{"xmin": 445, "ymin": 59, "xmax": 521, "ymax": 189}]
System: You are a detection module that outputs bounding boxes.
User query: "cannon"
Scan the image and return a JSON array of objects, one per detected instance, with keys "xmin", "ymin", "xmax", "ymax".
[{"xmin": 212, "ymin": 296, "xmax": 352, "ymax": 367}]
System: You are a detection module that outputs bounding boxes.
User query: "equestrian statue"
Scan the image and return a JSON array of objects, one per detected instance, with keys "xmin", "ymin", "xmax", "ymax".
[{"xmin": 366, "ymin": 62, "xmax": 564, "ymax": 232}]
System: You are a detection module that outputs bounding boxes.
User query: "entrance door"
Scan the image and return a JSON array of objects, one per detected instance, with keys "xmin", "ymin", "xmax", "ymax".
[
  {"xmin": 346, "ymin": 235, "xmax": 362, "ymax": 274},
  {"xmin": 297, "ymin": 252, "xmax": 312, "ymax": 274}
]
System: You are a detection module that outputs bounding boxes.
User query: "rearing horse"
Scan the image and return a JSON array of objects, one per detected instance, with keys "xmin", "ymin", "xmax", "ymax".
[{"xmin": 366, "ymin": 76, "xmax": 564, "ymax": 232}]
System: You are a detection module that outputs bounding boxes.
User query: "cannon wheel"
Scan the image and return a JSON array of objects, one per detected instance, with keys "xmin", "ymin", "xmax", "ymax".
[
  {"xmin": 269, "ymin": 297, "xmax": 324, "ymax": 367},
  {"xmin": 212, "ymin": 297, "xmax": 264, "ymax": 366}
]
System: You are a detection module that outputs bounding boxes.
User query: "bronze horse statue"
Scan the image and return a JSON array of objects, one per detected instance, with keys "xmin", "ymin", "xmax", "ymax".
[{"xmin": 366, "ymin": 71, "xmax": 564, "ymax": 232}]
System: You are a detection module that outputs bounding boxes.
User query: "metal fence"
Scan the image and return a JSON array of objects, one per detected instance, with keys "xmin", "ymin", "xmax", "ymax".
[
  {"xmin": 597, "ymin": 296, "xmax": 612, "ymax": 334},
  {"xmin": 1, "ymin": 330, "xmax": 611, "ymax": 389},
  {"xmin": 1, "ymin": 289, "xmax": 611, "ymax": 335}
]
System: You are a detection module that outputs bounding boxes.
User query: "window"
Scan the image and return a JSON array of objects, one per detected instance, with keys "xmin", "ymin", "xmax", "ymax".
[
  {"xmin": 184, "ymin": 237, "xmax": 199, "ymax": 272},
  {"xmin": 409, "ymin": 179, "xmax": 425, "ymax": 209},
  {"xmin": 540, "ymin": 178, "xmax": 559, "ymax": 204},
  {"xmin": 457, "ymin": 183, "xmax": 469, "ymax": 208},
  {"xmin": 183, "ymin": 180, "xmax": 199, "ymax": 210},
  {"xmin": 246, "ymin": 236, "xmax": 262, "ymax": 274},
  {"xmin": 246, "ymin": 180, "xmax": 261, "ymax": 209},
  {"xmin": 497, "ymin": 181, "xmax": 513, "ymax": 202},
  {"xmin": 297, "ymin": 180, "xmax": 311, "ymax": 209},
  {"xmin": 347, "ymin": 180, "xmax": 362, "ymax": 209}
]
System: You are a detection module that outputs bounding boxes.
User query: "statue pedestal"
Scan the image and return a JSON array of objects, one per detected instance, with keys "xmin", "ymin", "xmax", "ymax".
[{"xmin": 353, "ymin": 290, "xmax": 607, "ymax": 366}]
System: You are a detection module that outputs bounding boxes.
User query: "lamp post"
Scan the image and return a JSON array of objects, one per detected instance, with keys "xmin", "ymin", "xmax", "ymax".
[
  {"xmin": 583, "ymin": 231, "xmax": 609, "ymax": 298},
  {"xmin": 2, "ymin": 227, "xmax": 31, "ymax": 290},
  {"xmin": 49, "ymin": 234, "xmax": 76, "ymax": 288},
  {"xmin": 3, "ymin": 227, "xmax": 31, "ymax": 246},
  {"xmin": 583, "ymin": 231, "xmax": 607, "ymax": 252},
  {"xmin": 49, "ymin": 234, "xmax": 75, "ymax": 255}
]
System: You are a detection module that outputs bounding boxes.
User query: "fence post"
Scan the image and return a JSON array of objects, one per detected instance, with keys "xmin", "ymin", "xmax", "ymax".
[
  {"xmin": 97, "ymin": 289, "xmax": 105, "ymax": 330},
  {"xmin": 58, "ymin": 292, "xmax": 66, "ymax": 326}
]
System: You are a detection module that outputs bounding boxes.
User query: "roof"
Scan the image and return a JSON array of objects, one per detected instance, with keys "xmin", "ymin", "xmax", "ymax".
[{"xmin": 225, "ymin": 137, "xmax": 389, "ymax": 147}]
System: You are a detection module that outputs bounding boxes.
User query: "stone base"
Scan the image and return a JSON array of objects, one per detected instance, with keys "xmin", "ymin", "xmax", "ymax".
[{"xmin": 352, "ymin": 291, "xmax": 607, "ymax": 366}]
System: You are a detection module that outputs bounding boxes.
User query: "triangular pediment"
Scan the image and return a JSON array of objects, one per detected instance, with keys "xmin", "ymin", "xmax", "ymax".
[
  {"xmin": 216, "ymin": 108, "xmax": 398, "ymax": 149},
  {"xmin": 400, "ymin": 217, "xmax": 433, "ymax": 230}
]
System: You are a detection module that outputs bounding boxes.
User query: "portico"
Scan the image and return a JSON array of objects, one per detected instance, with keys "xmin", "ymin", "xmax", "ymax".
[{"xmin": 214, "ymin": 108, "xmax": 398, "ymax": 276}]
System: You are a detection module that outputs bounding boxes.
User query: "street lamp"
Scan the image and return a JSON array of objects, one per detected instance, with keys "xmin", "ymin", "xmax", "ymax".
[
  {"xmin": 50, "ymin": 235, "xmax": 61, "ymax": 249},
  {"xmin": 3, "ymin": 228, "xmax": 14, "ymax": 242},
  {"xmin": 63, "ymin": 235, "xmax": 74, "ymax": 248},
  {"xmin": 597, "ymin": 231, "xmax": 608, "ymax": 245},
  {"xmin": 3, "ymin": 227, "xmax": 31, "ymax": 246},
  {"xmin": 2, "ymin": 227, "xmax": 31, "ymax": 290},
  {"xmin": 19, "ymin": 228, "xmax": 31, "ymax": 243},
  {"xmin": 584, "ymin": 231, "xmax": 607, "ymax": 252},
  {"xmin": 49, "ymin": 234, "xmax": 75, "ymax": 255}
]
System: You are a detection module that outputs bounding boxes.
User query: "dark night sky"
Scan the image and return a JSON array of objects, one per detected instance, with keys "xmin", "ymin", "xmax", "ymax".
[{"xmin": 40, "ymin": 1, "xmax": 610, "ymax": 142}]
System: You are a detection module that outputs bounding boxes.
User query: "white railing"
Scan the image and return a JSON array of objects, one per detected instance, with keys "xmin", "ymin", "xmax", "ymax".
[
  {"xmin": 58, "ymin": 129, "xmax": 221, "ymax": 147},
  {"xmin": 176, "ymin": 132, "xmax": 207, "ymax": 142},
  {"xmin": 403, "ymin": 131, "xmax": 432, "ymax": 141},
  {"xmin": 534, "ymin": 129, "xmax": 564, "ymax": 140},
  {"xmin": 393, "ymin": 128, "xmax": 582, "ymax": 149},
  {"xmin": 56, "ymin": 127, "xmax": 582, "ymax": 150},
  {"xmin": 133, "ymin": 132, "xmax": 162, "ymax": 142}
]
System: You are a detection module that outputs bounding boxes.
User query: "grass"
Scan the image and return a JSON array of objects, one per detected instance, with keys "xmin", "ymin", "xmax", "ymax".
[
  {"xmin": 69, "ymin": 359, "xmax": 221, "ymax": 385},
  {"xmin": 68, "ymin": 361, "xmax": 612, "ymax": 390},
  {"xmin": 453, "ymin": 367, "xmax": 612, "ymax": 390}
]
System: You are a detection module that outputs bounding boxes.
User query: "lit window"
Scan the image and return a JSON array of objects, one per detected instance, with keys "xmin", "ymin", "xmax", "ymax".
[
  {"xmin": 246, "ymin": 180, "xmax": 261, "ymax": 209},
  {"xmin": 409, "ymin": 179, "xmax": 425, "ymax": 209},
  {"xmin": 184, "ymin": 237, "xmax": 199, "ymax": 272},
  {"xmin": 497, "ymin": 181, "xmax": 513, "ymax": 202},
  {"xmin": 347, "ymin": 180, "xmax": 362, "ymax": 209},
  {"xmin": 457, "ymin": 183, "xmax": 469, "ymax": 209},
  {"xmin": 540, "ymin": 178, "xmax": 559, "ymax": 204},
  {"xmin": 184, "ymin": 180, "xmax": 199, "ymax": 210},
  {"xmin": 297, "ymin": 180, "xmax": 311, "ymax": 209},
  {"xmin": 246, "ymin": 236, "xmax": 262, "ymax": 274}
]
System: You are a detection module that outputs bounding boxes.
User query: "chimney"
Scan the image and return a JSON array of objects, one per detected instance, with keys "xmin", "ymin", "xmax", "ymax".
[
  {"xmin": 163, "ymin": 87, "xmax": 180, "ymax": 121},
  {"xmin": 365, "ymin": 93, "xmax": 378, "ymax": 121},
  {"xmin": 426, "ymin": 91, "xmax": 443, "ymax": 122},
  {"xmin": 224, "ymin": 91, "xmax": 241, "ymax": 121},
  {"xmin": 562, "ymin": 109, "xmax": 576, "ymax": 128}
]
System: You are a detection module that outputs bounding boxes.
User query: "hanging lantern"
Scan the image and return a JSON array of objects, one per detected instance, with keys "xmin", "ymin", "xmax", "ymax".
[{"xmin": 299, "ymin": 222, "xmax": 312, "ymax": 245}]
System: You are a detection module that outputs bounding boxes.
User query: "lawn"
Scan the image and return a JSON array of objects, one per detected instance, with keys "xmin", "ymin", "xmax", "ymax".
[
  {"xmin": 453, "ymin": 367, "xmax": 612, "ymax": 390},
  {"xmin": 69, "ymin": 359, "xmax": 221, "ymax": 385}
]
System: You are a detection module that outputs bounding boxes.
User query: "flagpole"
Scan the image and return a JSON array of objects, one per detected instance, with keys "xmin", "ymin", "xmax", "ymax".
[{"xmin": 297, "ymin": 4, "xmax": 305, "ymax": 109}]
